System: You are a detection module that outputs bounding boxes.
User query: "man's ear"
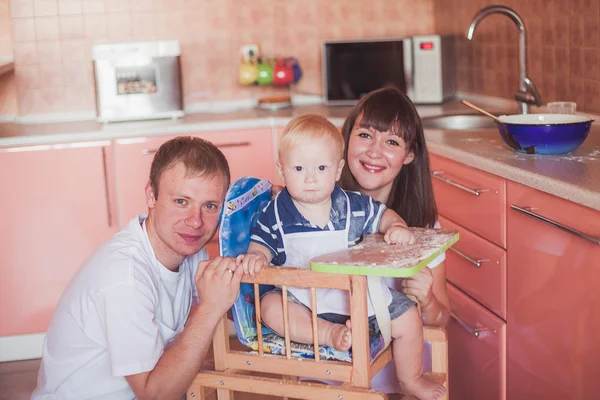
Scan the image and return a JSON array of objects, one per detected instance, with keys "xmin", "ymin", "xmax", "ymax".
[
  {"xmin": 145, "ymin": 180, "xmax": 157, "ymax": 209},
  {"xmin": 276, "ymin": 161, "xmax": 284, "ymax": 181},
  {"xmin": 403, "ymin": 151, "xmax": 415, "ymax": 165},
  {"xmin": 336, "ymin": 159, "xmax": 345, "ymax": 181}
]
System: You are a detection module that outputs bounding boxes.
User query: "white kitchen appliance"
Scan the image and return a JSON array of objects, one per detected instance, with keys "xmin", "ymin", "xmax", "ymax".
[
  {"xmin": 322, "ymin": 35, "xmax": 456, "ymax": 105},
  {"xmin": 92, "ymin": 40, "xmax": 184, "ymax": 123}
]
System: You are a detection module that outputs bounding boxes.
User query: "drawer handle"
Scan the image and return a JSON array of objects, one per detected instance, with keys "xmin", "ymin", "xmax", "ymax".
[
  {"xmin": 448, "ymin": 247, "xmax": 488, "ymax": 268},
  {"xmin": 431, "ymin": 170, "xmax": 488, "ymax": 197},
  {"xmin": 142, "ymin": 141, "xmax": 251, "ymax": 155},
  {"xmin": 511, "ymin": 205, "xmax": 600, "ymax": 246},
  {"xmin": 450, "ymin": 313, "xmax": 496, "ymax": 337}
]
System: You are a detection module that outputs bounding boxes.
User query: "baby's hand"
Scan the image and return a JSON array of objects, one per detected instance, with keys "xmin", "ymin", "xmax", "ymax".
[
  {"xmin": 384, "ymin": 224, "xmax": 415, "ymax": 245},
  {"xmin": 236, "ymin": 253, "xmax": 268, "ymax": 278}
]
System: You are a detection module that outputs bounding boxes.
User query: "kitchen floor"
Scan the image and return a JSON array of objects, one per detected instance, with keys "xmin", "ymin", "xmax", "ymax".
[
  {"xmin": 0, "ymin": 338, "xmax": 280, "ymax": 400},
  {"xmin": 0, "ymin": 339, "xmax": 405, "ymax": 399}
]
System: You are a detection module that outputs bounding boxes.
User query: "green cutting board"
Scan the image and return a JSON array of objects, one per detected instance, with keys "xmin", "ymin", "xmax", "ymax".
[{"xmin": 310, "ymin": 228, "xmax": 459, "ymax": 278}]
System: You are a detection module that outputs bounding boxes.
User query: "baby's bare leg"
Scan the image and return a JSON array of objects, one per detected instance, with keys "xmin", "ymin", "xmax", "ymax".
[
  {"xmin": 391, "ymin": 307, "xmax": 446, "ymax": 400},
  {"xmin": 260, "ymin": 293, "xmax": 352, "ymax": 351}
]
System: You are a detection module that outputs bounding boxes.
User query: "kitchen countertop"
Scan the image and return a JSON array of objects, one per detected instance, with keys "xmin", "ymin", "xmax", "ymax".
[{"xmin": 1, "ymin": 97, "xmax": 599, "ymax": 211}]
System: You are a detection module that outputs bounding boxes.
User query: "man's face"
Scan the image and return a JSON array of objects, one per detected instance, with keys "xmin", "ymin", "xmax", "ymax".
[{"xmin": 145, "ymin": 162, "xmax": 227, "ymax": 268}]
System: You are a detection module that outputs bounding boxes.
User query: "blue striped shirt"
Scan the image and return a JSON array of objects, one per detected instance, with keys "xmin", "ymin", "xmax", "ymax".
[{"xmin": 250, "ymin": 186, "xmax": 387, "ymax": 266}]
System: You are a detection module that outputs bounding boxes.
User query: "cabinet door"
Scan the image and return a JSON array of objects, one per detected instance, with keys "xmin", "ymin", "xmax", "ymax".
[
  {"xmin": 448, "ymin": 284, "xmax": 507, "ymax": 400},
  {"xmin": 194, "ymin": 129, "xmax": 276, "ymax": 185},
  {"xmin": 507, "ymin": 181, "xmax": 600, "ymax": 400},
  {"xmin": 0, "ymin": 143, "xmax": 117, "ymax": 336},
  {"xmin": 115, "ymin": 129, "xmax": 276, "ymax": 226},
  {"xmin": 430, "ymin": 154, "xmax": 507, "ymax": 248},
  {"xmin": 440, "ymin": 216, "xmax": 507, "ymax": 319},
  {"xmin": 114, "ymin": 135, "xmax": 176, "ymax": 226}
]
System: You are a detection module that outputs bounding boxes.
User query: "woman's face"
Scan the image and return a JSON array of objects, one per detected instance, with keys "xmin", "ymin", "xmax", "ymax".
[{"xmin": 347, "ymin": 115, "xmax": 414, "ymax": 203}]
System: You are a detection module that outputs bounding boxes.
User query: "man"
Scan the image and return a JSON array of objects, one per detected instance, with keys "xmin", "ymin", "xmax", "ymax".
[{"xmin": 32, "ymin": 136, "xmax": 242, "ymax": 400}]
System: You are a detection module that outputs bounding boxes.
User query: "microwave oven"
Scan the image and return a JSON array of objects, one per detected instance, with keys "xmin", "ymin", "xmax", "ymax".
[{"xmin": 322, "ymin": 35, "xmax": 456, "ymax": 105}]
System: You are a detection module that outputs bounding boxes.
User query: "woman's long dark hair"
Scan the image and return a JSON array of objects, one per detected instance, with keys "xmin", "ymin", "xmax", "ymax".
[{"xmin": 339, "ymin": 86, "xmax": 438, "ymax": 228}]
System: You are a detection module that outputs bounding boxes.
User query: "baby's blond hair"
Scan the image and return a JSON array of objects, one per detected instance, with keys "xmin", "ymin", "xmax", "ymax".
[{"xmin": 278, "ymin": 114, "xmax": 345, "ymax": 162}]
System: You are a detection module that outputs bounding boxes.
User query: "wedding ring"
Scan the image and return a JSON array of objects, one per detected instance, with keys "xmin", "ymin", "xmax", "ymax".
[{"xmin": 226, "ymin": 268, "xmax": 234, "ymax": 274}]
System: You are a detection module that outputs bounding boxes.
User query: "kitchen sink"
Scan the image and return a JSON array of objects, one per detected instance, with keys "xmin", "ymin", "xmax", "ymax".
[{"xmin": 421, "ymin": 114, "xmax": 498, "ymax": 130}]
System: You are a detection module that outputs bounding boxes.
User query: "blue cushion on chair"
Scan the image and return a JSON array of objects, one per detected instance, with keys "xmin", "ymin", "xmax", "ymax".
[{"xmin": 219, "ymin": 176, "xmax": 385, "ymax": 363}]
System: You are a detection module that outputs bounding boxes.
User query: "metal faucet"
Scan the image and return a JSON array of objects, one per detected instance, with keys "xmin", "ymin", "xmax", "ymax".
[{"xmin": 467, "ymin": 5, "xmax": 542, "ymax": 114}]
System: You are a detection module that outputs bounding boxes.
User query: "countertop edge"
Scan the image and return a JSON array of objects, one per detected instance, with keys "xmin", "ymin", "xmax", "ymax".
[
  {"xmin": 427, "ymin": 141, "xmax": 600, "ymax": 211},
  {"xmin": 0, "ymin": 116, "xmax": 349, "ymax": 148}
]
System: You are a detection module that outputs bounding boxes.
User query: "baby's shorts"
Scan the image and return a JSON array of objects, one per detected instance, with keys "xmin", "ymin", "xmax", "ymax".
[{"xmin": 262, "ymin": 287, "xmax": 416, "ymax": 335}]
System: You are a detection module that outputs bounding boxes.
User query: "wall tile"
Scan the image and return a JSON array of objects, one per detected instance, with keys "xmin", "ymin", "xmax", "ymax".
[
  {"xmin": 36, "ymin": 40, "xmax": 61, "ymax": 63},
  {"xmin": 11, "ymin": 17, "xmax": 36, "ymax": 42},
  {"xmin": 38, "ymin": 63, "xmax": 64, "ymax": 87},
  {"xmin": 106, "ymin": 13, "xmax": 132, "ymax": 41},
  {"xmin": 82, "ymin": 0, "xmax": 105, "ymax": 14},
  {"xmin": 106, "ymin": 0, "xmax": 130, "ymax": 12},
  {"xmin": 83, "ymin": 14, "xmax": 107, "ymax": 40},
  {"xmin": 33, "ymin": 0, "xmax": 57, "ymax": 17},
  {"xmin": 13, "ymin": 41, "xmax": 38, "ymax": 65},
  {"xmin": 60, "ymin": 38, "xmax": 85, "ymax": 62},
  {"xmin": 35, "ymin": 16, "xmax": 60, "ymax": 40},
  {"xmin": 15, "ymin": 66, "xmax": 40, "ymax": 90},
  {"xmin": 583, "ymin": 79, "xmax": 600, "ymax": 113},
  {"xmin": 58, "ymin": 0, "xmax": 81, "ymax": 15},
  {"xmin": 59, "ymin": 15, "xmax": 83, "ymax": 39},
  {"xmin": 583, "ymin": 15, "xmax": 600, "ymax": 48},
  {"xmin": 583, "ymin": 48, "xmax": 599, "ymax": 79},
  {"xmin": 10, "ymin": 0, "xmax": 35, "ymax": 18}
]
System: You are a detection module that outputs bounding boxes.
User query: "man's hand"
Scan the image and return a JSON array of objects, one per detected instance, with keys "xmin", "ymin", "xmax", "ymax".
[
  {"xmin": 236, "ymin": 253, "xmax": 268, "ymax": 278},
  {"xmin": 194, "ymin": 257, "xmax": 243, "ymax": 319},
  {"xmin": 384, "ymin": 224, "xmax": 415, "ymax": 245}
]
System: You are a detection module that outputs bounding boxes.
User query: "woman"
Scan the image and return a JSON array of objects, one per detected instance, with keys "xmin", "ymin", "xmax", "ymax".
[
  {"xmin": 339, "ymin": 86, "xmax": 450, "ymax": 327},
  {"xmin": 339, "ymin": 86, "xmax": 451, "ymax": 393}
]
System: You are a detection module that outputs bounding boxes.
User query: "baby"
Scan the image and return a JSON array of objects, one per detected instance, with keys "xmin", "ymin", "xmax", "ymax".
[{"xmin": 237, "ymin": 114, "xmax": 446, "ymax": 400}]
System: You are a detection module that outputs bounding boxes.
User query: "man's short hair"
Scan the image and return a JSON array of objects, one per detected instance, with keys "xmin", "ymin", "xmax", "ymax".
[
  {"xmin": 149, "ymin": 136, "xmax": 230, "ymax": 198},
  {"xmin": 278, "ymin": 114, "xmax": 345, "ymax": 162}
]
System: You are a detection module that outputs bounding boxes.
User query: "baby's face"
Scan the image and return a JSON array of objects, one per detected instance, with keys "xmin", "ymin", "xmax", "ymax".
[{"xmin": 278, "ymin": 138, "xmax": 344, "ymax": 206}]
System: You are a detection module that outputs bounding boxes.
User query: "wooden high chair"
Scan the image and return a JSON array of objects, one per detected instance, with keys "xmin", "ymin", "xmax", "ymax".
[
  {"xmin": 186, "ymin": 266, "xmax": 449, "ymax": 400},
  {"xmin": 187, "ymin": 177, "xmax": 452, "ymax": 400}
]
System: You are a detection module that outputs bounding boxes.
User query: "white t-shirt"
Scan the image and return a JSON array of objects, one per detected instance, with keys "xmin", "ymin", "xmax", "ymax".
[{"xmin": 32, "ymin": 215, "xmax": 208, "ymax": 400}]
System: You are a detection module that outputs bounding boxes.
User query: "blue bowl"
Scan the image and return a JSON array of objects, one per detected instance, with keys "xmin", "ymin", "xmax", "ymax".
[{"xmin": 497, "ymin": 114, "xmax": 594, "ymax": 155}]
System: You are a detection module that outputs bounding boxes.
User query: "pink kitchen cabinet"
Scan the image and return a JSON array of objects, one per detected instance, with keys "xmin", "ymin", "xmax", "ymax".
[
  {"xmin": 507, "ymin": 181, "xmax": 600, "ymax": 400},
  {"xmin": 114, "ymin": 129, "xmax": 276, "ymax": 226},
  {"xmin": 448, "ymin": 283, "xmax": 507, "ymax": 400},
  {"xmin": 440, "ymin": 215, "xmax": 507, "ymax": 320},
  {"xmin": 0, "ymin": 142, "xmax": 118, "ymax": 336},
  {"xmin": 114, "ymin": 134, "xmax": 176, "ymax": 226},
  {"xmin": 431, "ymin": 154, "xmax": 507, "ymax": 249}
]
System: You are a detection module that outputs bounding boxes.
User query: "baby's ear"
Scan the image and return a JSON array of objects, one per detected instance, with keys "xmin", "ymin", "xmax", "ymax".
[
  {"xmin": 276, "ymin": 161, "xmax": 284, "ymax": 180},
  {"xmin": 336, "ymin": 159, "xmax": 345, "ymax": 181}
]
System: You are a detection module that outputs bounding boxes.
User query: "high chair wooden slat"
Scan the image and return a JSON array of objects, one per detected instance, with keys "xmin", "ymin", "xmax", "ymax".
[
  {"xmin": 310, "ymin": 288, "xmax": 320, "ymax": 363},
  {"xmin": 253, "ymin": 283, "xmax": 264, "ymax": 356},
  {"xmin": 281, "ymin": 286, "xmax": 292, "ymax": 359}
]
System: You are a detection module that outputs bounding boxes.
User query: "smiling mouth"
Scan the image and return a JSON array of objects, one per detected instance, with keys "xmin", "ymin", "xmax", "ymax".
[
  {"xmin": 360, "ymin": 161, "xmax": 385, "ymax": 172},
  {"xmin": 179, "ymin": 233, "xmax": 202, "ymax": 243}
]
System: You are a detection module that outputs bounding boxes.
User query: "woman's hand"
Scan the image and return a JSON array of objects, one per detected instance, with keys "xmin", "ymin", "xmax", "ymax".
[{"xmin": 398, "ymin": 267, "xmax": 434, "ymax": 308}]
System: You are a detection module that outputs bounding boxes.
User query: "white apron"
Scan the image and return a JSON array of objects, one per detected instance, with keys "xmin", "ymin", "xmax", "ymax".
[{"xmin": 273, "ymin": 192, "xmax": 393, "ymax": 333}]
